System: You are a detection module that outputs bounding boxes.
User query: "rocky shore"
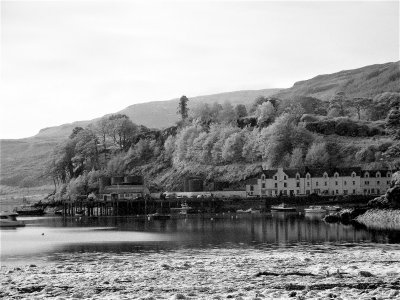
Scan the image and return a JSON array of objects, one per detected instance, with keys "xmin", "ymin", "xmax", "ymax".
[{"xmin": 1, "ymin": 244, "xmax": 400, "ymax": 299}]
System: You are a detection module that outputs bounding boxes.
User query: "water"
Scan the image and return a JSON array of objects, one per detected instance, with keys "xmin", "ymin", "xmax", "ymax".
[{"xmin": 1, "ymin": 212, "xmax": 399, "ymax": 265}]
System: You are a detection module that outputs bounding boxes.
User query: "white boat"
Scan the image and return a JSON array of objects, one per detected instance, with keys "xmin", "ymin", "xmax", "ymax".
[
  {"xmin": 237, "ymin": 208, "xmax": 261, "ymax": 214},
  {"xmin": 304, "ymin": 206, "xmax": 326, "ymax": 213},
  {"xmin": 170, "ymin": 203, "xmax": 194, "ymax": 215},
  {"xmin": 324, "ymin": 206, "xmax": 341, "ymax": 212},
  {"xmin": 271, "ymin": 203, "xmax": 296, "ymax": 212},
  {"xmin": 0, "ymin": 212, "xmax": 25, "ymax": 227}
]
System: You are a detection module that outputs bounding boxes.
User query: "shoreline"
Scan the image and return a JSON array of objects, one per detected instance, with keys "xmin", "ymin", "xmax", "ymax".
[{"xmin": 1, "ymin": 244, "xmax": 400, "ymax": 299}]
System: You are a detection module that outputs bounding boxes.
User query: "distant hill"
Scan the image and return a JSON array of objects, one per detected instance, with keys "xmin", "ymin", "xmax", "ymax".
[
  {"xmin": 275, "ymin": 61, "xmax": 400, "ymax": 101},
  {"xmin": 34, "ymin": 89, "xmax": 280, "ymax": 140}
]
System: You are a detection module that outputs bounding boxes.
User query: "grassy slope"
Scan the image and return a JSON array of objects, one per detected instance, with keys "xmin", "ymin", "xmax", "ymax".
[{"xmin": 275, "ymin": 61, "xmax": 400, "ymax": 101}]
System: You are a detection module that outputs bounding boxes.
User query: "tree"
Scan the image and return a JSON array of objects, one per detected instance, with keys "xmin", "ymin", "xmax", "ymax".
[
  {"xmin": 72, "ymin": 128, "xmax": 99, "ymax": 173},
  {"xmin": 107, "ymin": 114, "xmax": 137, "ymax": 151},
  {"xmin": 256, "ymin": 101, "xmax": 275, "ymax": 127},
  {"xmin": 289, "ymin": 148, "xmax": 304, "ymax": 168},
  {"xmin": 371, "ymin": 92, "xmax": 400, "ymax": 120},
  {"xmin": 219, "ymin": 101, "xmax": 237, "ymax": 125},
  {"xmin": 350, "ymin": 97, "xmax": 372, "ymax": 120},
  {"xmin": 386, "ymin": 108, "xmax": 400, "ymax": 138},
  {"xmin": 305, "ymin": 142, "xmax": 330, "ymax": 168},
  {"xmin": 328, "ymin": 92, "xmax": 347, "ymax": 117},
  {"xmin": 221, "ymin": 132, "xmax": 244, "ymax": 162},
  {"xmin": 177, "ymin": 95, "xmax": 189, "ymax": 121},
  {"xmin": 235, "ymin": 104, "xmax": 248, "ymax": 118}
]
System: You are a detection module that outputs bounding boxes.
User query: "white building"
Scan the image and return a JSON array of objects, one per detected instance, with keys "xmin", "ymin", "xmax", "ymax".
[{"xmin": 246, "ymin": 167, "xmax": 393, "ymax": 197}]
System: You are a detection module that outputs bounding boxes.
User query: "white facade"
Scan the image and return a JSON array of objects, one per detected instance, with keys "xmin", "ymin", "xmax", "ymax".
[{"xmin": 246, "ymin": 168, "xmax": 393, "ymax": 197}]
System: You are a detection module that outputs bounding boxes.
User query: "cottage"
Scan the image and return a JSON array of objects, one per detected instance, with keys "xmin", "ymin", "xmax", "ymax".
[{"xmin": 99, "ymin": 176, "xmax": 149, "ymax": 201}]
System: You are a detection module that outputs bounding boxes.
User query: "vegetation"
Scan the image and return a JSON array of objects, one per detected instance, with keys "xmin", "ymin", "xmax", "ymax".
[
  {"xmin": 1, "ymin": 62, "xmax": 399, "ymax": 196},
  {"xmin": 40, "ymin": 85, "xmax": 399, "ymax": 200}
]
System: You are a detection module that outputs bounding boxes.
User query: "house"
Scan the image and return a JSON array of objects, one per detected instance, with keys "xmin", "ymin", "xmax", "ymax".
[
  {"xmin": 99, "ymin": 176, "xmax": 149, "ymax": 201},
  {"xmin": 246, "ymin": 167, "xmax": 394, "ymax": 197},
  {"xmin": 361, "ymin": 170, "xmax": 393, "ymax": 196}
]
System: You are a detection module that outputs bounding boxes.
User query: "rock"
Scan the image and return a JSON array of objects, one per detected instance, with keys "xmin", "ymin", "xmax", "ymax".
[
  {"xmin": 359, "ymin": 270, "xmax": 374, "ymax": 277},
  {"xmin": 29, "ymin": 264, "xmax": 37, "ymax": 268},
  {"xmin": 368, "ymin": 195, "xmax": 389, "ymax": 208},
  {"xmin": 323, "ymin": 214, "xmax": 341, "ymax": 223},
  {"xmin": 288, "ymin": 291, "xmax": 296, "ymax": 297}
]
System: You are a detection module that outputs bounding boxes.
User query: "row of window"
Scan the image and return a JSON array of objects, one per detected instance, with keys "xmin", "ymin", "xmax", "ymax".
[
  {"xmin": 253, "ymin": 188, "xmax": 382, "ymax": 196},
  {"xmin": 262, "ymin": 172, "xmax": 392, "ymax": 181}
]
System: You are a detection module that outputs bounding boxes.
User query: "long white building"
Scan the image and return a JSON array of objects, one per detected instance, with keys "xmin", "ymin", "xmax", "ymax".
[{"xmin": 246, "ymin": 167, "xmax": 393, "ymax": 197}]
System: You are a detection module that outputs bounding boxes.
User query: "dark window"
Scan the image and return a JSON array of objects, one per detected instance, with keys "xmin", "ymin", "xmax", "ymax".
[
  {"xmin": 274, "ymin": 176, "xmax": 277, "ymax": 180},
  {"xmin": 250, "ymin": 185, "xmax": 254, "ymax": 191},
  {"xmin": 284, "ymin": 176, "xmax": 287, "ymax": 180},
  {"xmin": 344, "ymin": 190, "xmax": 348, "ymax": 195},
  {"xmin": 284, "ymin": 183, "xmax": 287, "ymax": 187},
  {"xmin": 377, "ymin": 181, "xmax": 380, "ymax": 185},
  {"xmin": 307, "ymin": 182, "xmax": 310, "ymax": 186},
  {"xmin": 262, "ymin": 183, "xmax": 266, "ymax": 188},
  {"xmin": 353, "ymin": 181, "xmax": 355, "ymax": 185},
  {"xmin": 296, "ymin": 182, "xmax": 300, "ymax": 187},
  {"xmin": 274, "ymin": 183, "xmax": 277, "ymax": 188},
  {"xmin": 353, "ymin": 189, "xmax": 356, "ymax": 194},
  {"xmin": 344, "ymin": 181, "xmax": 347, "ymax": 186},
  {"xmin": 335, "ymin": 181, "xmax": 338, "ymax": 186},
  {"xmin": 316, "ymin": 182, "xmax": 319, "ymax": 186},
  {"xmin": 324, "ymin": 182, "xmax": 327, "ymax": 186}
]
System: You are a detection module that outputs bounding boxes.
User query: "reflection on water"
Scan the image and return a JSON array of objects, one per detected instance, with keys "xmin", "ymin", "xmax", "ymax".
[{"xmin": 1, "ymin": 213, "xmax": 399, "ymax": 263}]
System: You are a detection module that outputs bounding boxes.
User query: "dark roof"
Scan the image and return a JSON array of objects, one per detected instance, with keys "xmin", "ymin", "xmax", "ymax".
[
  {"xmin": 261, "ymin": 170, "xmax": 277, "ymax": 178},
  {"xmin": 247, "ymin": 178, "xmax": 258, "ymax": 185},
  {"xmin": 361, "ymin": 170, "xmax": 392, "ymax": 178},
  {"xmin": 283, "ymin": 169, "xmax": 302, "ymax": 178}
]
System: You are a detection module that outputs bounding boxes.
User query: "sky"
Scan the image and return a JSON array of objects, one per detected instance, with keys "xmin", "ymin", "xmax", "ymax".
[{"xmin": 1, "ymin": 0, "xmax": 399, "ymax": 139}]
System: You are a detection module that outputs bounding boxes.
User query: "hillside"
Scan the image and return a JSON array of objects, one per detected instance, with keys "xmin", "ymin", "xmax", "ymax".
[
  {"xmin": 0, "ymin": 89, "xmax": 279, "ymax": 187},
  {"xmin": 1, "ymin": 61, "xmax": 399, "ymax": 189},
  {"xmin": 275, "ymin": 61, "xmax": 400, "ymax": 101}
]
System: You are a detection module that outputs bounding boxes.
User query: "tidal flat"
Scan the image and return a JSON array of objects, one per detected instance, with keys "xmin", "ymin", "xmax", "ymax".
[{"xmin": 1, "ymin": 244, "xmax": 400, "ymax": 300}]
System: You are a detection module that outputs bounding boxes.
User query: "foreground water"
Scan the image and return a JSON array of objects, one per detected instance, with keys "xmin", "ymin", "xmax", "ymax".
[
  {"xmin": 1, "ymin": 212, "xmax": 400, "ymax": 263},
  {"xmin": 1, "ymin": 213, "xmax": 400, "ymax": 299}
]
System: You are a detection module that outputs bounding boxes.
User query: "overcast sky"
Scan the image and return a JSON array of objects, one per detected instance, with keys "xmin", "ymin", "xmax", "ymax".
[{"xmin": 1, "ymin": 0, "xmax": 399, "ymax": 139}]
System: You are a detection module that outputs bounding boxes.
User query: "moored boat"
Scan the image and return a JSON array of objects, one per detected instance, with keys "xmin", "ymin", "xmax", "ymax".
[
  {"xmin": 324, "ymin": 205, "xmax": 341, "ymax": 212},
  {"xmin": 148, "ymin": 212, "xmax": 171, "ymax": 220},
  {"xmin": 237, "ymin": 208, "xmax": 261, "ymax": 214},
  {"xmin": 304, "ymin": 206, "xmax": 326, "ymax": 213},
  {"xmin": 270, "ymin": 203, "xmax": 296, "ymax": 212},
  {"xmin": 14, "ymin": 205, "xmax": 45, "ymax": 216},
  {"xmin": 170, "ymin": 203, "xmax": 194, "ymax": 215},
  {"xmin": 0, "ymin": 212, "xmax": 25, "ymax": 227}
]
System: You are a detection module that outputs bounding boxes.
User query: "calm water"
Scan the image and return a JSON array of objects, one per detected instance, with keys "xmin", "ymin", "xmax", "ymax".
[{"xmin": 1, "ymin": 212, "xmax": 400, "ymax": 264}]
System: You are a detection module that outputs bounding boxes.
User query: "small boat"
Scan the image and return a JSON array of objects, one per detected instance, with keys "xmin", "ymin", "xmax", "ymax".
[
  {"xmin": 304, "ymin": 206, "xmax": 326, "ymax": 213},
  {"xmin": 14, "ymin": 205, "xmax": 45, "ymax": 216},
  {"xmin": 271, "ymin": 203, "xmax": 296, "ymax": 212},
  {"xmin": 148, "ymin": 212, "xmax": 171, "ymax": 220},
  {"xmin": 0, "ymin": 212, "xmax": 25, "ymax": 227},
  {"xmin": 237, "ymin": 208, "xmax": 261, "ymax": 214},
  {"xmin": 170, "ymin": 203, "xmax": 194, "ymax": 215},
  {"xmin": 324, "ymin": 205, "xmax": 341, "ymax": 212}
]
